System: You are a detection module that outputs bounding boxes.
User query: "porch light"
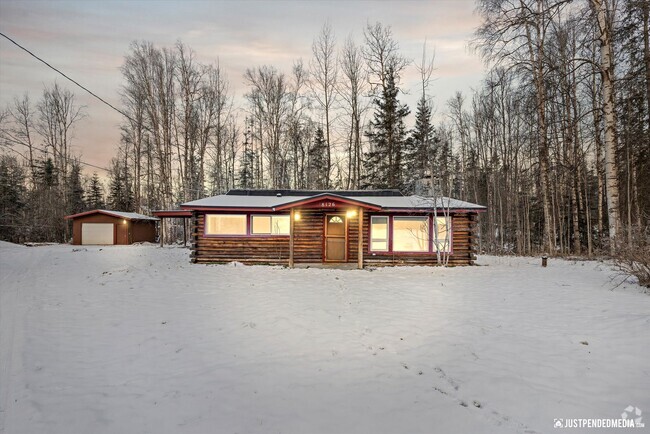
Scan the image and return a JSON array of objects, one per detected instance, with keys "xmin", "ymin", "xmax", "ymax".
[
  {"xmin": 294, "ymin": 212, "xmax": 301, "ymax": 221},
  {"xmin": 123, "ymin": 219, "xmax": 127, "ymax": 224},
  {"xmin": 346, "ymin": 210, "xmax": 357, "ymax": 218}
]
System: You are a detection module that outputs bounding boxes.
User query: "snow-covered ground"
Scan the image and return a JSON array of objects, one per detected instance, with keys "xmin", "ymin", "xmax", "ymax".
[{"xmin": 1, "ymin": 242, "xmax": 648, "ymax": 434}]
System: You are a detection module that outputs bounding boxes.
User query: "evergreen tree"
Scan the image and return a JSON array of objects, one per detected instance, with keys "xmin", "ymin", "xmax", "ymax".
[
  {"xmin": 0, "ymin": 155, "xmax": 26, "ymax": 243},
  {"xmin": 66, "ymin": 161, "xmax": 85, "ymax": 214},
  {"xmin": 307, "ymin": 126, "xmax": 328, "ymax": 189},
  {"xmin": 362, "ymin": 67, "xmax": 410, "ymax": 190},
  {"xmin": 107, "ymin": 159, "xmax": 134, "ymax": 211},
  {"xmin": 86, "ymin": 173, "xmax": 105, "ymax": 209},
  {"xmin": 30, "ymin": 157, "xmax": 64, "ymax": 241},
  {"xmin": 238, "ymin": 129, "xmax": 256, "ymax": 189},
  {"xmin": 404, "ymin": 96, "xmax": 437, "ymax": 193},
  {"xmin": 37, "ymin": 158, "xmax": 58, "ymax": 188}
]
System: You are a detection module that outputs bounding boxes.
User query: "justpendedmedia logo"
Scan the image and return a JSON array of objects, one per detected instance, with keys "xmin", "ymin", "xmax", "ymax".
[
  {"xmin": 621, "ymin": 406, "xmax": 644, "ymax": 428},
  {"xmin": 553, "ymin": 406, "xmax": 644, "ymax": 429}
]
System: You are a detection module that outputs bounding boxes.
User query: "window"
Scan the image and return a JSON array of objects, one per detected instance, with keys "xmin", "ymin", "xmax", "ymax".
[
  {"xmin": 433, "ymin": 217, "xmax": 451, "ymax": 252},
  {"xmin": 251, "ymin": 215, "xmax": 290, "ymax": 235},
  {"xmin": 393, "ymin": 217, "xmax": 429, "ymax": 252},
  {"xmin": 206, "ymin": 214, "xmax": 247, "ymax": 235},
  {"xmin": 370, "ymin": 216, "xmax": 389, "ymax": 251}
]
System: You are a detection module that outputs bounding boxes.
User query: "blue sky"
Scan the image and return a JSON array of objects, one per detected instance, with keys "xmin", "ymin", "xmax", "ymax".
[{"xmin": 0, "ymin": 0, "xmax": 485, "ymax": 172}]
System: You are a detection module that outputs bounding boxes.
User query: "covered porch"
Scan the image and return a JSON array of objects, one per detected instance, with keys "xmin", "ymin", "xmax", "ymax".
[{"xmin": 279, "ymin": 194, "xmax": 382, "ymax": 269}]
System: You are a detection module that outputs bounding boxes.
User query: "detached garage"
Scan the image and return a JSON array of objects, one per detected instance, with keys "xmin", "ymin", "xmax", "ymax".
[{"xmin": 64, "ymin": 210, "xmax": 159, "ymax": 245}]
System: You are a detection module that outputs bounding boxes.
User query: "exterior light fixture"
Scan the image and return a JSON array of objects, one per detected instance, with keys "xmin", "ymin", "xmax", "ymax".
[
  {"xmin": 294, "ymin": 212, "xmax": 301, "ymax": 221},
  {"xmin": 123, "ymin": 219, "xmax": 127, "ymax": 224},
  {"xmin": 346, "ymin": 210, "xmax": 357, "ymax": 218}
]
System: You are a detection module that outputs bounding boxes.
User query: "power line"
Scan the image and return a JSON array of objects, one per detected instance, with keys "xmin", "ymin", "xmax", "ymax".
[
  {"xmin": 5, "ymin": 142, "xmax": 110, "ymax": 172},
  {"xmin": 0, "ymin": 31, "xmax": 132, "ymax": 122},
  {"xmin": 0, "ymin": 31, "xmax": 134, "ymax": 173}
]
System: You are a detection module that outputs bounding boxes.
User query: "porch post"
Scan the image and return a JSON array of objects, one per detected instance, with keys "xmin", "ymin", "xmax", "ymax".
[
  {"xmin": 289, "ymin": 208, "xmax": 295, "ymax": 268},
  {"xmin": 358, "ymin": 207, "xmax": 364, "ymax": 269}
]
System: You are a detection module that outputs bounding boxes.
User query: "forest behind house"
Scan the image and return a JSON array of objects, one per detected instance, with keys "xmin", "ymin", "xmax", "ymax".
[{"xmin": 1, "ymin": 0, "xmax": 649, "ymax": 276}]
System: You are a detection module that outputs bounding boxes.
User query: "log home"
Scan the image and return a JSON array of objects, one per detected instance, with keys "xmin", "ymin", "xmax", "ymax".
[{"xmin": 168, "ymin": 189, "xmax": 486, "ymax": 268}]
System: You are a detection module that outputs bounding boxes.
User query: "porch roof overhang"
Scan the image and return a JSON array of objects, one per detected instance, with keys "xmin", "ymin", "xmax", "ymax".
[{"xmin": 152, "ymin": 210, "xmax": 193, "ymax": 218}]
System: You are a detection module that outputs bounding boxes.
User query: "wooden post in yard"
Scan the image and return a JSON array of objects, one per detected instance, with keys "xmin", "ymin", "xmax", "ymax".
[
  {"xmin": 358, "ymin": 207, "xmax": 363, "ymax": 269},
  {"xmin": 183, "ymin": 218, "xmax": 187, "ymax": 246},
  {"xmin": 289, "ymin": 208, "xmax": 295, "ymax": 268},
  {"xmin": 160, "ymin": 218, "xmax": 164, "ymax": 247}
]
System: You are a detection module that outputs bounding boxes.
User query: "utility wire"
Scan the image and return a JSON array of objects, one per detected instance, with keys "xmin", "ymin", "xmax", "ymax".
[
  {"xmin": 5, "ymin": 141, "xmax": 110, "ymax": 172},
  {"xmin": 0, "ymin": 31, "xmax": 135, "ymax": 172},
  {"xmin": 0, "ymin": 31, "xmax": 132, "ymax": 122}
]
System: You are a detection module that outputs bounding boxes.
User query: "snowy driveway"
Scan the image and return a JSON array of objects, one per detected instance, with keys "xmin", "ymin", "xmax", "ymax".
[{"xmin": 1, "ymin": 243, "xmax": 649, "ymax": 433}]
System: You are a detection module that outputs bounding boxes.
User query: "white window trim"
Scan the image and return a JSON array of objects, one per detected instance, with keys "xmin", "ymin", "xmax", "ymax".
[{"xmin": 370, "ymin": 215, "xmax": 389, "ymax": 252}]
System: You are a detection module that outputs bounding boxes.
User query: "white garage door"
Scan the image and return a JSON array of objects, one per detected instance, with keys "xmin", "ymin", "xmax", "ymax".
[{"xmin": 81, "ymin": 223, "xmax": 114, "ymax": 245}]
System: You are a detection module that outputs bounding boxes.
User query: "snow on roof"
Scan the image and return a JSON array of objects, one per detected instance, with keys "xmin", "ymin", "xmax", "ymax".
[
  {"xmin": 181, "ymin": 191, "xmax": 486, "ymax": 211},
  {"xmin": 99, "ymin": 210, "xmax": 159, "ymax": 221},
  {"xmin": 64, "ymin": 210, "xmax": 159, "ymax": 221}
]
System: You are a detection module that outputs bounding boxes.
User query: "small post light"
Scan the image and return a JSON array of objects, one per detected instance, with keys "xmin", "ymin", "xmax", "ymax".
[
  {"xmin": 542, "ymin": 255, "xmax": 548, "ymax": 267},
  {"xmin": 294, "ymin": 212, "xmax": 301, "ymax": 221}
]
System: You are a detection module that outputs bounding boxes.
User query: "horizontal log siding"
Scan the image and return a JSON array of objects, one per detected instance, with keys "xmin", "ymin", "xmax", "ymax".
[
  {"xmin": 293, "ymin": 209, "xmax": 325, "ymax": 263},
  {"xmin": 191, "ymin": 210, "xmax": 479, "ymax": 266}
]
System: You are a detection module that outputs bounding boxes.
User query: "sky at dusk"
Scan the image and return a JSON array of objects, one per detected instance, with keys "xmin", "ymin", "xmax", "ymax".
[{"xmin": 0, "ymin": 0, "xmax": 486, "ymax": 174}]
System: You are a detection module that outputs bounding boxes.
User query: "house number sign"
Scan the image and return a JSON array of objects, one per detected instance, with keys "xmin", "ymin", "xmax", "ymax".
[{"xmin": 320, "ymin": 201, "xmax": 337, "ymax": 207}]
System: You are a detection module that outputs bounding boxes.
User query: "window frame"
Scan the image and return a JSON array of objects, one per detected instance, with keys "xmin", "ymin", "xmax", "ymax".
[
  {"xmin": 392, "ymin": 216, "xmax": 431, "ymax": 253},
  {"xmin": 369, "ymin": 215, "xmax": 389, "ymax": 252},
  {"xmin": 203, "ymin": 213, "xmax": 292, "ymax": 237},
  {"xmin": 204, "ymin": 214, "xmax": 248, "ymax": 237},
  {"xmin": 432, "ymin": 216, "xmax": 452, "ymax": 253},
  {"xmin": 367, "ymin": 214, "xmax": 454, "ymax": 255},
  {"xmin": 250, "ymin": 214, "xmax": 291, "ymax": 236}
]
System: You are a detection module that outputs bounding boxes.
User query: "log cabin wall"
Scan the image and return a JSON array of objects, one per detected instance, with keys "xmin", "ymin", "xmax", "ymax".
[
  {"xmin": 293, "ymin": 208, "xmax": 325, "ymax": 263},
  {"xmin": 190, "ymin": 210, "xmax": 479, "ymax": 266}
]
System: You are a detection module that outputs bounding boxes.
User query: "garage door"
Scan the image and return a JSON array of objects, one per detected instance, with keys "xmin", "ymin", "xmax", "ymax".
[{"xmin": 81, "ymin": 223, "xmax": 114, "ymax": 245}]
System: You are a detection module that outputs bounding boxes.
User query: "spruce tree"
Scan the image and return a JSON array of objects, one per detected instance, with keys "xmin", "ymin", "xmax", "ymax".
[
  {"xmin": 308, "ymin": 127, "xmax": 328, "ymax": 189},
  {"xmin": 362, "ymin": 67, "xmax": 410, "ymax": 190},
  {"xmin": 238, "ymin": 129, "xmax": 256, "ymax": 189},
  {"xmin": 0, "ymin": 156, "xmax": 26, "ymax": 242},
  {"xmin": 86, "ymin": 173, "xmax": 105, "ymax": 209},
  {"xmin": 404, "ymin": 96, "xmax": 437, "ymax": 193},
  {"xmin": 66, "ymin": 161, "xmax": 86, "ymax": 214},
  {"xmin": 107, "ymin": 159, "xmax": 134, "ymax": 211}
]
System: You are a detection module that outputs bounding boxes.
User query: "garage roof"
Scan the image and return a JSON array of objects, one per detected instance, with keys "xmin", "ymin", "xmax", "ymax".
[{"xmin": 64, "ymin": 209, "xmax": 159, "ymax": 221}]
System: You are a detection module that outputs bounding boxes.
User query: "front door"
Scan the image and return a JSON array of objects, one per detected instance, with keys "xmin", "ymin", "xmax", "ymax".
[{"xmin": 325, "ymin": 214, "xmax": 347, "ymax": 262}]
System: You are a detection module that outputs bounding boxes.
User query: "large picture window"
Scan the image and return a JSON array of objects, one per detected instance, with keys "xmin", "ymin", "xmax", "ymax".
[
  {"xmin": 251, "ymin": 215, "xmax": 290, "ymax": 235},
  {"xmin": 393, "ymin": 217, "xmax": 429, "ymax": 252},
  {"xmin": 433, "ymin": 217, "xmax": 451, "ymax": 252},
  {"xmin": 206, "ymin": 214, "xmax": 247, "ymax": 235},
  {"xmin": 370, "ymin": 216, "xmax": 389, "ymax": 251}
]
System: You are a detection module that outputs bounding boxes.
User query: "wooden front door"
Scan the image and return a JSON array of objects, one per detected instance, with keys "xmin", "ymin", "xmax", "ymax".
[{"xmin": 324, "ymin": 214, "xmax": 347, "ymax": 262}]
